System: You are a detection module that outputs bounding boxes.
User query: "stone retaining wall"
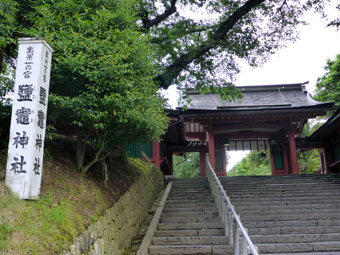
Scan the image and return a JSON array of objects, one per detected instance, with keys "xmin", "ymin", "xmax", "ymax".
[{"xmin": 63, "ymin": 164, "xmax": 164, "ymax": 255}]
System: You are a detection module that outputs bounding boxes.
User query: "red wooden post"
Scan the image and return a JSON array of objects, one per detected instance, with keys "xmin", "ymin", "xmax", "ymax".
[
  {"xmin": 288, "ymin": 132, "xmax": 299, "ymax": 174},
  {"xmin": 282, "ymin": 144, "xmax": 290, "ymax": 175},
  {"xmin": 222, "ymin": 147, "xmax": 227, "ymax": 176},
  {"xmin": 206, "ymin": 130, "xmax": 216, "ymax": 171},
  {"xmin": 269, "ymin": 145, "xmax": 276, "ymax": 175},
  {"xmin": 200, "ymin": 152, "xmax": 206, "ymax": 177}
]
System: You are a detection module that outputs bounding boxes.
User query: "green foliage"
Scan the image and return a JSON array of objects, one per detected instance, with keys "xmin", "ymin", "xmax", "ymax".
[
  {"xmin": 228, "ymin": 151, "xmax": 271, "ymax": 176},
  {"xmin": 297, "ymin": 121, "xmax": 322, "ymax": 174},
  {"xmin": 314, "ymin": 54, "xmax": 340, "ymax": 110},
  {"xmin": 148, "ymin": 0, "xmax": 331, "ymax": 90},
  {"xmin": 173, "ymin": 152, "xmax": 200, "ymax": 178},
  {"xmin": 11, "ymin": 0, "xmax": 169, "ymax": 170},
  {"xmin": 28, "ymin": 0, "xmax": 168, "ymax": 141}
]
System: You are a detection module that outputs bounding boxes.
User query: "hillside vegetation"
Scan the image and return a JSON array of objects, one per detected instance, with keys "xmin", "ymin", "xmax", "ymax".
[{"xmin": 0, "ymin": 138, "xmax": 149, "ymax": 255}]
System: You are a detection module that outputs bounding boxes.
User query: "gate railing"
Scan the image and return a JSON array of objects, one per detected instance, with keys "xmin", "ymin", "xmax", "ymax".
[{"xmin": 206, "ymin": 157, "xmax": 259, "ymax": 255}]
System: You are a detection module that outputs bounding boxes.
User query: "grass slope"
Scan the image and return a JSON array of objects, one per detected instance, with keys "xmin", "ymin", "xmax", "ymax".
[{"xmin": 0, "ymin": 145, "xmax": 146, "ymax": 255}]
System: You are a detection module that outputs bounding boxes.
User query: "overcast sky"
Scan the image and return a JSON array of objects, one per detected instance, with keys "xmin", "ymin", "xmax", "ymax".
[{"xmin": 164, "ymin": 4, "xmax": 340, "ymax": 170}]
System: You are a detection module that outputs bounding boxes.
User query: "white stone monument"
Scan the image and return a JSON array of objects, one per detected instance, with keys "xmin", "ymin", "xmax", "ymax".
[{"xmin": 6, "ymin": 38, "xmax": 53, "ymax": 199}]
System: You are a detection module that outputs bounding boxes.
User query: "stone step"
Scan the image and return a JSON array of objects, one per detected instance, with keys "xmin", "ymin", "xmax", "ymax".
[
  {"xmin": 228, "ymin": 191, "xmax": 340, "ymax": 198},
  {"xmin": 161, "ymin": 216, "xmax": 218, "ymax": 223},
  {"xmin": 163, "ymin": 207, "xmax": 217, "ymax": 213},
  {"xmin": 240, "ymin": 212, "xmax": 340, "ymax": 222},
  {"xmin": 240, "ymin": 208, "xmax": 340, "ymax": 216},
  {"xmin": 169, "ymin": 191, "xmax": 212, "ymax": 195},
  {"xmin": 251, "ymin": 233, "xmax": 340, "ymax": 243},
  {"xmin": 220, "ymin": 175, "xmax": 340, "ymax": 181},
  {"xmin": 222, "ymin": 180, "xmax": 340, "ymax": 184},
  {"xmin": 248, "ymin": 226, "xmax": 340, "ymax": 235},
  {"xmin": 261, "ymin": 252, "xmax": 340, "ymax": 255},
  {"xmin": 152, "ymin": 236, "xmax": 228, "ymax": 245},
  {"xmin": 155, "ymin": 229, "xmax": 225, "ymax": 237},
  {"xmin": 223, "ymin": 185, "xmax": 340, "ymax": 192},
  {"xmin": 166, "ymin": 200, "xmax": 215, "ymax": 205},
  {"xmin": 244, "ymin": 219, "xmax": 340, "ymax": 228},
  {"xmin": 158, "ymin": 222, "xmax": 223, "ymax": 230},
  {"xmin": 230, "ymin": 195, "xmax": 340, "ymax": 202},
  {"xmin": 223, "ymin": 183, "xmax": 340, "ymax": 187},
  {"xmin": 161, "ymin": 211, "xmax": 219, "ymax": 218},
  {"xmin": 231, "ymin": 199, "xmax": 340, "ymax": 207},
  {"xmin": 234, "ymin": 202, "xmax": 340, "ymax": 211},
  {"xmin": 257, "ymin": 241, "xmax": 340, "ymax": 253},
  {"xmin": 149, "ymin": 244, "xmax": 232, "ymax": 255},
  {"xmin": 164, "ymin": 202, "xmax": 216, "ymax": 209},
  {"xmin": 167, "ymin": 195, "xmax": 213, "ymax": 200}
]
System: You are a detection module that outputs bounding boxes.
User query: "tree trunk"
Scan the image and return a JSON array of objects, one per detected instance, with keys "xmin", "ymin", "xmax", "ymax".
[
  {"xmin": 81, "ymin": 149, "xmax": 111, "ymax": 174},
  {"xmin": 76, "ymin": 135, "xmax": 87, "ymax": 170}
]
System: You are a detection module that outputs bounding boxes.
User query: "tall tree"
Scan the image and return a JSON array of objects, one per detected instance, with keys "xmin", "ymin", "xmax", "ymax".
[
  {"xmin": 314, "ymin": 54, "xmax": 340, "ymax": 109},
  {"xmin": 25, "ymin": 0, "xmax": 168, "ymax": 172},
  {"xmin": 1, "ymin": 0, "xmax": 336, "ymax": 99},
  {"xmin": 139, "ymin": 0, "xmax": 333, "ymax": 98}
]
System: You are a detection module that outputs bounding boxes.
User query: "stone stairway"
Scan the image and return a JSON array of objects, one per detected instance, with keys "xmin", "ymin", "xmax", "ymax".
[
  {"xmin": 220, "ymin": 174, "xmax": 340, "ymax": 255},
  {"xmin": 148, "ymin": 178, "xmax": 233, "ymax": 255}
]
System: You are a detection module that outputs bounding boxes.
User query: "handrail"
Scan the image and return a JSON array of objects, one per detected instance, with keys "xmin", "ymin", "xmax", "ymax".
[{"xmin": 206, "ymin": 157, "xmax": 259, "ymax": 255}]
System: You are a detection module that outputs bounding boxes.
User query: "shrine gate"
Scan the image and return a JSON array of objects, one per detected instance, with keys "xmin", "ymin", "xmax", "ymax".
[{"xmin": 153, "ymin": 82, "xmax": 334, "ymax": 176}]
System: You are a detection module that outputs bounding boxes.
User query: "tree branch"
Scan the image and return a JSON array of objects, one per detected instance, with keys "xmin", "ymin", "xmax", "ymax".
[
  {"xmin": 155, "ymin": 0, "xmax": 265, "ymax": 90},
  {"xmin": 82, "ymin": 148, "xmax": 112, "ymax": 174},
  {"xmin": 141, "ymin": 0, "xmax": 178, "ymax": 30}
]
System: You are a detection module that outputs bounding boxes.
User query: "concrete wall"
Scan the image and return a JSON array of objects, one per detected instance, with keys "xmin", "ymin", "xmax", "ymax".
[{"xmin": 63, "ymin": 164, "xmax": 164, "ymax": 255}]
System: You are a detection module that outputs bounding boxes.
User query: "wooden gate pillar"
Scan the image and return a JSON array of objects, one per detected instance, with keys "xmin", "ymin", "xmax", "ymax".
[
  {"xmin": 206, "ymin": 129, "xmax": 216, "ymax": 171},
  {"xmin": 288, "ymin": 132, "xmax": 299, "ymax": 174}
]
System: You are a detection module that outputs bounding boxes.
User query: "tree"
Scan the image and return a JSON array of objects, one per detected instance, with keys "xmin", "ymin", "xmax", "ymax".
[
  {"xmin": 139, "ymin": 0, "xmax": 332, "ymax": 96},
  {"xmin": 173, "ymin": 152, "xmax": 200, "ymax": 177},
  {"xmin": 297, "ymin": 121, "xmax": 323, "ymax": 174},
  {"xmin": 314, "ymin": 54, "xmax": 340, "ymax": 109},
  {"xmin": 25, "ymin": 0, "xmax": 168, "ymax": 172},
  {"xmin": 1, "ymin": 0, "xmax": 335, "ymax": 100},
  {"xmin": 228, "ymin": 150, "xmax": 271, "ymax": 176}
]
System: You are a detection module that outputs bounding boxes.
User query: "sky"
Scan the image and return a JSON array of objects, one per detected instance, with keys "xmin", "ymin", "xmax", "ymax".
[{"xmin": 163, "ymin": 3, "xmax": 340, "ymax": 170}]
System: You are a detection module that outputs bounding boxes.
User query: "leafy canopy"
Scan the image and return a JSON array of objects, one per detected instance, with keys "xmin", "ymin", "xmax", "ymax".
[
  {"xmin": 26, "ymin": 0, "xmax": 168, "ymax": 148},
  {"xmin": 314, "ymin": 54, "xmax": 340, "ymax": 109},
  {"xmin": 1, "ymin": 0, "xmax": 337, "ymax": 103}
]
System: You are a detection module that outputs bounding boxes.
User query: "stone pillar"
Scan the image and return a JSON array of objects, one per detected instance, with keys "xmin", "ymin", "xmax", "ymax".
[
  {"xmin": 6, "ymin": 38, "xmax": 53, "ymax": 199},
  {"xmin": 288, "ymin": 132, "xmax": 299, "ymax": 174},
  {"xmin": 200, "ymin": 152, "xmax": 206, "ymax": 177}
]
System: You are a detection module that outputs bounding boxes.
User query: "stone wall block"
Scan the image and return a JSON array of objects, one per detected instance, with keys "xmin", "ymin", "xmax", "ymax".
[
  {"xmin": 62, "ymin": 165, "xmax": 164, "ymax": 255},
  {"xmin": 94, "ymin": 238, "xmax": 104, "ymax": 255}
]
